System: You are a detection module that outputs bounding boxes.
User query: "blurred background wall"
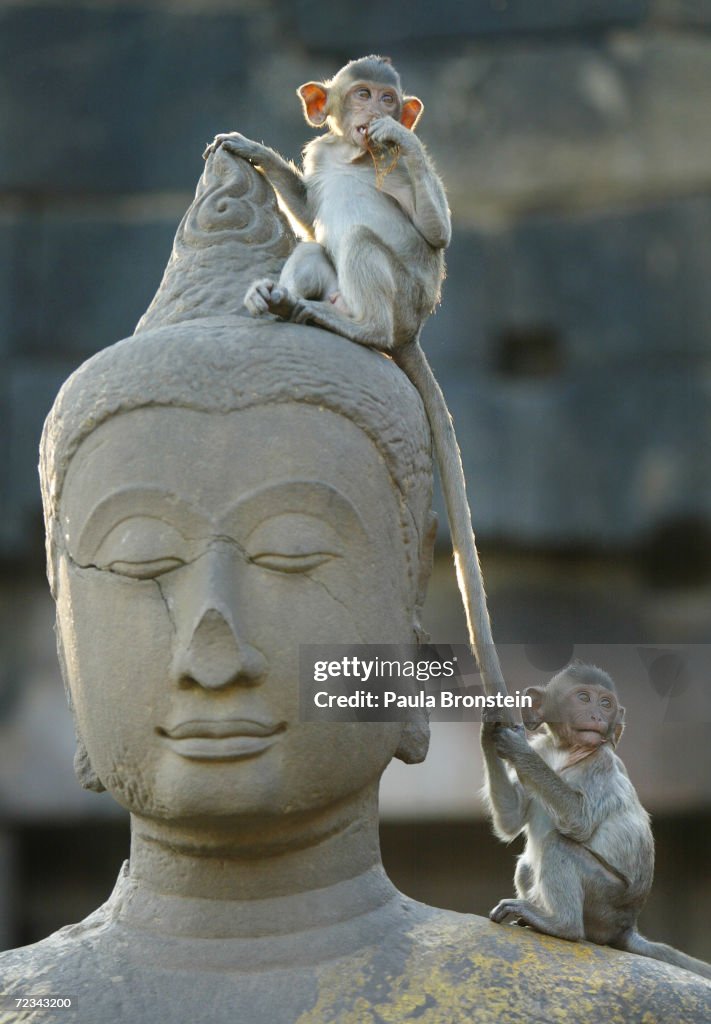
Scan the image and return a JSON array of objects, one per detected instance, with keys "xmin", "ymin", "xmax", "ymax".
[{"xmin": 1, "ymin": 0, "xmax": 710, "ymax": 960}]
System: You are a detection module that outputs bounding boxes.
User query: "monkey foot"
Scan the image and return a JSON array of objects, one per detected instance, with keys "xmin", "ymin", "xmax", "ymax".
[
  {"xmin": 489, "ymin": 899, "xmax": 529, "ymax": 925},
  {"xmin": 244, "ymin": 279, "xmax": 297, "ymax": 320},
  {"xmin": 268, "ymin": 288, "xmax": 300, "ymax": 320}
]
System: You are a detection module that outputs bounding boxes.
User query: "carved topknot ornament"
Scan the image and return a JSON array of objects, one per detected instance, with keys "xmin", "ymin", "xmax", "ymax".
[{"xmin": 136, "ymin": 147, "xmax": 295, "ymax": 332}]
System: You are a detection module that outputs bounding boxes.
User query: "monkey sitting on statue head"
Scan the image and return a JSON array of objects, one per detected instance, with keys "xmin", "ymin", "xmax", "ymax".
[
  {"xmin": 205, "ymin": 54, "xmax": 450, "ymax": 349},
  {"xmin": 482, "ymin": 662, "xmax": 711, "ymax": 981},
  {"xmin": 203, "ymin": 55, "xmax": 513, "ymax": 722}
]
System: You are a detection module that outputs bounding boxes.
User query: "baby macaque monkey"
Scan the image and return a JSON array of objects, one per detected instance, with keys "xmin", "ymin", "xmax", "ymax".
[
  {"xmin": 204, "ymin": 55, "xmax": 511, "ymax": 718},
  {"xmin": 218, "ymin": 55, "xmax": 450, "ymax": 350},
  {"xmin": 482, "ymin": 662, "xmax": 711, "ymax": 980}
]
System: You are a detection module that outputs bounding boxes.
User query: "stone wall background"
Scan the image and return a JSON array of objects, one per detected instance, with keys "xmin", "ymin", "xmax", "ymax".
[{"xmin": 0, "ymin": 0, "xmax": 710, "ymax": 959}]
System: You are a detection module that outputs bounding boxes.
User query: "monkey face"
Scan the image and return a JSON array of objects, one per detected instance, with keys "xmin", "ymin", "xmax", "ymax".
[
  {"xmin": 339, "ymin": 81, "xmax": 401, "ymax": 149},
  {"xmin": 547, "ymin": 681, "xmax": 622, "ymax": 750},
  {"xmin": 55, "ymin": 402, "xmax": 419, "ymax": 831}
]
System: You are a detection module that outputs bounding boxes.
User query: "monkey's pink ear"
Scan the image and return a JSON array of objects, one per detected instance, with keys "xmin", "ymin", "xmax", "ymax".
[
  {"xmin": 298, "ymin": 82, "xmax": 329, "ymax": 127},
  {"xmin": 610, "ymin": 704, "xmax": 625, "ymax": 748},
  {"xmin": 400, "ymin": 96, "xmax": 423, "ymax": 130},
  {"xmin": 522, "ymin": 686, "xmax": 546, "ymax": 731}
]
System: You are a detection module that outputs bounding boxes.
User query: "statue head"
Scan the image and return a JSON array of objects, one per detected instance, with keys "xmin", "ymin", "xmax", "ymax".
[{"xmin": 39, "ymin": 318, "xmax": 436, "ymax": 827}]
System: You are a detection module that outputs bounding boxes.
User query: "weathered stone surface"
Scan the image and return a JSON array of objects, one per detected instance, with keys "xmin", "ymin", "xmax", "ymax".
[
  {"xmin": 5, "ymin": 362, "xmax": 75, "ymax": 553},
  {"xmin": 420, "ymin": 36, "xmax": 711, "ymax": 218},
  {"xmin": 652, "ymin": 0, "xmax": 711, "ymax": 27},
  {"xmin": 12, "ymin": 215, "xmax": 178, "ymax": 358},
  {"xmin": 421, "ymin": 230, "xmax": 493, "ymax": 375},
  {"xmin": 5, "ymin": 152, "xmax": 708, "ymax": 1021},
  {"xmin": 430, "ymin": 197, "xmax": 711, "ymax": 372},
  {"xmin": 0, "ymin": 7, "xmax": 253, "ymax": 192},
  {"xmin": 0, "ymin": 379, "xmax": 10, "ymax": 553},
  {"xmin": 0, "ymin": 219, "xmax": 15, "ymax": 359},
  {"xmin": 506, "ymin": 197, "xmax": 711, "ymax": 364},
  {"xmin": 284, "ymin": 0, "xmax": 648, "ymax": 48},
  {"xmin": 435, "ymin": 370, "xmax": 711, "ymax": 544},
  {"xmin": 5, "ymin": 199, "xmax": 711, "ymax": 553}
]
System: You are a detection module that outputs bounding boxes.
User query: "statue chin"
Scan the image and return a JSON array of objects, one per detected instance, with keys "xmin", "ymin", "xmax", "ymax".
[{"xmin": 1, "ymin": 150, "xmax": 707, "ymax": 1024}]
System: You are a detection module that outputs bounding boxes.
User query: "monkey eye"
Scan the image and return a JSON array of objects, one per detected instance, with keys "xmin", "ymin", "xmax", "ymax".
[
  {"xmin": 577, "ymin": 691, "xmax": 591, "ymax": 702},
  {"xmin": 382, "ymin": 92, "xmax": 395, "ymax": 104},
  {"xmin": 600, "ymin": 697, "xmax": 612, "ymax": 709},
  {"xmin": 357, "ymin": 87, "xmax": 371, "ymax": 100}
]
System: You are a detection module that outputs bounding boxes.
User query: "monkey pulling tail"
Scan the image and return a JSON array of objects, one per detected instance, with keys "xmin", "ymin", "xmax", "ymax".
[{"xmin": 396, "ymin": 340, "xmax": 515, "ymax": 726}]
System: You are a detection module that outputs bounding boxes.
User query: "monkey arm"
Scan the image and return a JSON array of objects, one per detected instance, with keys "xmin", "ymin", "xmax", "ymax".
[
  {"xmin": 366, "ymin": 118, "xmax": 451, "ymax": 249},
  {"xmin": 512, "ymin": 750, "xmax": 591, "ymax": 840},
  {"xmin": 205, "ymin": 132, "xmax": 312, "ymax": 234},
  {"xmin": 495, "ymin": 729, "xmax": 619, "ymax": 842},
  {"xmin": 401, "ymin": 144, "xmax": 452, "ymax": 250},
  {"xmin": 481, "ymin": 725, "xmax": 529, "ymax": 839},
  {"xmin": 253, "ymin": 151, "xmax": 312, "ymax": 235},
  {"xmin": 515, "ymin": 752, "xmax": 622, "ymax": 842}
]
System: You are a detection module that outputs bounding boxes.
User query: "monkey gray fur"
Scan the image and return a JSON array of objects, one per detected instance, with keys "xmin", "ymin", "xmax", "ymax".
[
  {"xmin": 482, "ymin": 662, "xmax": 711, "ymax": 981},
  {"xmin": 204, "ymin": 55, "xmax": 511, "ymax": 718}
]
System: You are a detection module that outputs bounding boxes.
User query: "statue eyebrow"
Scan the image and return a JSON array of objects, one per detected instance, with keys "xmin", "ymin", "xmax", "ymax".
[
  {"xmin": 71, "ymin": 487, "xmax": 208, "ymax": 563},
  {"xmin": 216, "ymin": 480, "xmax": 366, "ymax": 540},
  {"xmin": 69, "ymin": 481, "xmax": 367, "ymax": 565}
]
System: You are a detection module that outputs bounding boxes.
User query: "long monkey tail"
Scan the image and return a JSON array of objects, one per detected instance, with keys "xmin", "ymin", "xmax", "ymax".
[
  {"xmin": 396, "ymin": 341, "xmax": 514, "ymax": 724},
  {"xmin": 615, "ymin": 929, "xmax": 711, "ymax": 982}
]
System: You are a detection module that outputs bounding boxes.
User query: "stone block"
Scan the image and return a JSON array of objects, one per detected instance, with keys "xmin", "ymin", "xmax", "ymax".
[
  {"xmin": 0, "ymin": 380, "xmax": 11, "ymax": 553},
  {"xmin": 284, "ymin": 0, "xmax": 647, "ymax": 49},
  {"xmin": 0, "ymin": 7, "xmax": 252, "ymax": 192},
  {"xmin": 430, "ymin": 196, "xmax": 711, "ymax": 383},
  {"xmin": 421, "ymin": 230, "xmax": 493, "ymax": 377},
  {"xmin": 422, "ymin": 36, "xmax": 711, "ymax": 217},
  {"xmin": 0, "ymin": 219, "xmax": 16, "ymax": 359},
  {"xmin": 12, "ymin": 215, "xmax": 178, "ymax": 359},
  {"xmin": 434, "ymin": 368, "xmax": 711, "ymax": 544},
  {"xmin": 490, "ymin": 196, "xmax": 711, "ymax": 367},
  {"xmin": 652, "ymin": 0, "xmax": 711, "ymax": 27},
  {"xmin": 4, "ymin": 361, "xmax": 76, "ymax": 556}
]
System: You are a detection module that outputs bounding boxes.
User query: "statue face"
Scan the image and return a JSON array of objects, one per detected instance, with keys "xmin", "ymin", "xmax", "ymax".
[{"xmin": 55, "ymin": 404, "xmax": 416, "ymax": 823}]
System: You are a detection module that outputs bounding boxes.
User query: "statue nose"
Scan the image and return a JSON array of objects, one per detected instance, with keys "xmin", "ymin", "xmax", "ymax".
[
  {"xmin": 172, "ymin": 546, "xmax": 267, "ymax": 689},
  {"xmin": 178, "ymin": 608, "xmax": 267, "ymax": 689}
]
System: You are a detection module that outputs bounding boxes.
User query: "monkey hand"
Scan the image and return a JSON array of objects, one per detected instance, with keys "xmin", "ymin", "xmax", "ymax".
[
  {"xmin": 203, "ymin": 132, "xmax": 266, "ymax": 164},
  {"xmin": 489, "ymin": 899, "xmax": 533, "ymax": 926},
  {"xmin": 367, "ymin": 116, "xmax": 417, "ymax": 153},
  {"xmin": 480, "ymin": 719, "xmax": 504, "ymax": 744},
  {"xmin": 492, "ymin": 725, "xmax": 530, "ymax": 763}
]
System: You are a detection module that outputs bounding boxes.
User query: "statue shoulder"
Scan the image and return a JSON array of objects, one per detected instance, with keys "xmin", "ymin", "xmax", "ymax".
[
  {"xmin": 0, "ymin": 899, "xmax": 708, "ymax": 1023},
  {"xmin": 311, "ymin": 904, "xmax": 711, "ymax": 1024}
]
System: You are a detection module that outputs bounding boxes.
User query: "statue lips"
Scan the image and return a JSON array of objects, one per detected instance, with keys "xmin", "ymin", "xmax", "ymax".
[{"xmin": 158, "ymin": 719, "xmax": 287, "ymax": 761}]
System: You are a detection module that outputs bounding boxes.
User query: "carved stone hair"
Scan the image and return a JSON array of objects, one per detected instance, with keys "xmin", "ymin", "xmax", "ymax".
[
  {"xmin": 42, "ymin": 322, "xmax": 428, "ymax": 514},
  {"xmin": 39, "ymin": 323, "xmax": 434, "ymax": 605}
]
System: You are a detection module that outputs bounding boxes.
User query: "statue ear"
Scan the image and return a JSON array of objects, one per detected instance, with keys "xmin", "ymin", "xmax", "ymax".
[
  {"xmin": 413, "ymin": 510, "xmax": 437, "ymax": 644},
  {"xmin": 400, "ymin": 96, "xmax": 423, "ymax": 130},
  {"xmin": 395, "ymin": 713, "xmax": 430, "ymax": 764},
  {"xmin": 298, "ymin": 82, "xmax": 329, "ymax": 126},
  {"xmin": 609, "ymin": 703, "xmax": 625, "ymax": 748},
  {"xmin": 522, "ymin": 686, "xmax": 546, "ymax": 731}
]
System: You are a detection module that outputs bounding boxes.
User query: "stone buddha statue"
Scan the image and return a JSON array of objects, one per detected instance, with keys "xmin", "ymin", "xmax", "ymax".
[{"xmin": 0, "ymin": 147, "xmax": 708, "ymax": 1023}]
